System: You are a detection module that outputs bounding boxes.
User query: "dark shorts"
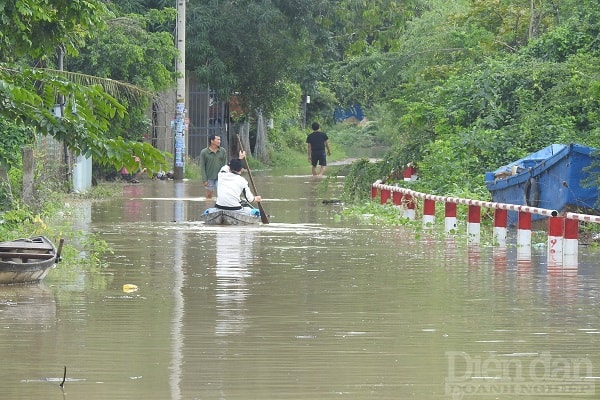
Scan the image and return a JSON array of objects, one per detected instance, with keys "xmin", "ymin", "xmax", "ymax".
[{"xmin": 311, "ymin": 151, "xmax": 327, "ymax": 167}]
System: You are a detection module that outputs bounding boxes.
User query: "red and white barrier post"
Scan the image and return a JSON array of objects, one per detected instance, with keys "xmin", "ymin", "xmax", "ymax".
[
  {"xmin": 392, "ymin": 191, "xmax": 403, "ymax": 208},
  {"xmin": 423, "ymin": 198, "xmax": 435, "ymax": 228},
  {"xmin": 517, "ymin": 211, "xmax": 532, "ymax": 248},
  {"xmin": 467, "ymin": 204, "xmax": 481, "ymax": 244},
  {"xmin": 563, "ymin": 218, "xmax": 579, "ymax": 268},
  {"xmin": 371, "ymin": 185, "xmax": 378, "ymax": 200},
  {"xmin": 493, "ymin": 209, "xmax": 508, "ymax": 247},
  {"xmin": 380, "ymin": 187, "xmax": 391, "ymax": 205},
  {"xmin": 403, "ymin": 193, "xmax": 416, "ymax": 220},
  {"xmin": 547, "ymin": 216, "xmax": 564, "ymax": 267},
  {"xmin": 404, "ymin": 164, "xmax": 417, "ymax": 181},
  {"xmin": 445, "ymin": 202, "xmax": 457, "ymax": 233}
]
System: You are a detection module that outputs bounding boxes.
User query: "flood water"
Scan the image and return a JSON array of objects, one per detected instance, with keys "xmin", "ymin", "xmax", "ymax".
[{"xmin": 2, "ymin": 168, "xmax": 600, "ymax": 400}]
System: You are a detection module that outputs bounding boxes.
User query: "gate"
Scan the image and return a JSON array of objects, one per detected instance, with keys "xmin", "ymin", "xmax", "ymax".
[{"xmin": 187, "ymin": 90, "xmax": 229, "ymax": 159}]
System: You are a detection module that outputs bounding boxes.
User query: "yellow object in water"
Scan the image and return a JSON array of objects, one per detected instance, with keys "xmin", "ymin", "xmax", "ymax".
[{"xmin": 123, "ymin": 284, "xmax": 139, "ymax": 293}]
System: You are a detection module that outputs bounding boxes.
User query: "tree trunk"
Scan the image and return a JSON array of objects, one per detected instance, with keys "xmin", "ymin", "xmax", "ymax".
[
  {"xmin": 239, "ymin": 121, "xmax": 251, "ymax": 157},
  {"xmin": 528, "ymin": 0, "xmax": 541, "ymax": 40},
  {"xmin": 22, "ymin": 146, "xmax": 34, "ymax": 206},
  {"xmin": 0, "ymin": 165, "xmax": 13, "ymax": 211},
  {"xmin": 255, "ymin": 112, "xmax": 268, "ymax": 164}
]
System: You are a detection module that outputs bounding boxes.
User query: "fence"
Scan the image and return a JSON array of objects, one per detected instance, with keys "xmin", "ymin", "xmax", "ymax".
[{"xmin": 371, "ymin": 178, "xmax": 600, "ymax": 269}]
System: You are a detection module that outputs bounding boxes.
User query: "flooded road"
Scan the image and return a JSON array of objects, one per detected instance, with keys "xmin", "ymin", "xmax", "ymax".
[{"xmin": 1, "ymin": 168, "xmax": 600, "ymax": 400}]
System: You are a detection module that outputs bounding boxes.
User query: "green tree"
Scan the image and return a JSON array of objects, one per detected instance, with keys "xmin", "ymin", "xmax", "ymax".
[
  {"xmin": 329, "ymin": 0, "xmax": 600, "ymax": 203},
  {"xmin": 66, "ymin": 9, "xmax": 178, "ymax": 140},
  {"xmin": 0, "ymin": 0, "xmax": 109, "ymax": 60},
  {"xmin": 0, "ymin": 0, "xmax": 170, "ymax": 173},
  {"xmin": 186, "ymin": 0, "xmax": 336, "ymax": 115},
  {"xmin": 108, "ymin": 0, "xmax": 172, "ymax": 14},
  {"xmin": 0, "ymin": 65, "xmax": 167, "ymax": 173}
]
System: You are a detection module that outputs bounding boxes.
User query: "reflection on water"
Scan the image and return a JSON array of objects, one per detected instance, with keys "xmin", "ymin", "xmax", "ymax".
[
  {"xmin": 493, "ymin": 247, "xmax": 508, "ymax": 274},
  {"xmin": 123, "ymin": 184, "xmax": 145, "ymax": 222},
  {"xmin": 1, "ymin": 173, "xmax": 600, "ymax": 400},
  {"xmin": 0, "ymin": 284, "xmax": 56, "ymax": 325},
  {"xmin": 215, "ymin": 228, "xmax": 255, "ymax": 336},
  {"xmin": 170, "ymin": 225, "xmax": 185, "ymax": 400},
  {"xmin": 546, "ymin": 267, "xmax": 579, "ymax": 307},
  {"xmin": 173, "ymin": 181, "xmax": 186, "ymax": 223}
]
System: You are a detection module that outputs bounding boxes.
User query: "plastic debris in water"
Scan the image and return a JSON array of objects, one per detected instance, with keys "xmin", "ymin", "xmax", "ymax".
[{"xmin": 123, "ymin": 284, "xmax": 139, "ymax": 293}]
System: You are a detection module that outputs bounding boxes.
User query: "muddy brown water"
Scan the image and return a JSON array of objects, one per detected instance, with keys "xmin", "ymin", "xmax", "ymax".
[{"xmin": 1, "ymin": 168, "xmax": 600, "ymax": 400}]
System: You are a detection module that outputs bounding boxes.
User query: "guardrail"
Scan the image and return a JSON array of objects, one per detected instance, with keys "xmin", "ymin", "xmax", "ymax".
[{"xmin": 371, "ymin": 179, "xmax": 599, "ymax": 269}]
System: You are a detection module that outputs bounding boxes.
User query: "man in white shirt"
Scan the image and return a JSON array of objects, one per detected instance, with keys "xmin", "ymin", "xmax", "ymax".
[{"xmin": 215, "ymin": 158, "xmax": 262, "ymax": 210}]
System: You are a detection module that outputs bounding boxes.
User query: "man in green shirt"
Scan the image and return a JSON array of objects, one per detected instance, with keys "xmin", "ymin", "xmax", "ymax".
[{"xmin": 199, "ymin": 134, "xmax": 227, "ymax": 199}]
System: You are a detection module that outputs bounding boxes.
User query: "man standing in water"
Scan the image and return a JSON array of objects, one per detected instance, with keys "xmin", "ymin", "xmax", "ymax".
[
  {"xmin": 306, "ymin": 122, "xmax": 332, "ymax": 176},
  {"xmin": 199, "ymin": 134, "xmax": 227, "ymax": 199}
]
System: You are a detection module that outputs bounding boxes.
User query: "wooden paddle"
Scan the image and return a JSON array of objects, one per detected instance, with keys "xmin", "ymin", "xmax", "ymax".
[{"xmin": 237, "ymin": 135, "xmax": 269, "ymax": 224}]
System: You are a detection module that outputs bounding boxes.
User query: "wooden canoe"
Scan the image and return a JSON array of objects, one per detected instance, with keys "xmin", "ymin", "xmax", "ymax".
[
  {"xmin": 0, "ymin": 236, "xmax": 63, "ymax": 284},
  {"xmin": 200, "ymin": 209, "xmax": 261, "ymax": 225}
]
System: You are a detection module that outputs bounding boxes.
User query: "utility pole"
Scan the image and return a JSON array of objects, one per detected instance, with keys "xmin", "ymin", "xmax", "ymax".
[
  {"xmin": 57, "ymin": 46, "xmax": 70, "ymax": 181},
  {"xmin": 173, "ymin": 0, "xmax": 186, "ymax": 180}
]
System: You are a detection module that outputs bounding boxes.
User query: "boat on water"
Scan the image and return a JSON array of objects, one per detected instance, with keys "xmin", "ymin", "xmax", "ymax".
[
  {"xmin": 200, "ymin": 208, "xmax": 261, "ymax": 225},
  {"xmin": 0, "ymin": 236, "xmax": 63, "ymax": 284},
  {"xmin": 485, "ymin": 143, "xmax": 600, "ymax": 222}
]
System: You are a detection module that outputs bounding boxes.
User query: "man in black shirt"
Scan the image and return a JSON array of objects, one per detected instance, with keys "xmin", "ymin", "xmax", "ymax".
[{"xmin": 306, "ymin": 122, "xmax": 332, "ymax": 176}]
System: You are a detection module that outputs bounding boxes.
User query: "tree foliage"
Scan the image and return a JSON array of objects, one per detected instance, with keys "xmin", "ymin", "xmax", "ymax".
[
  {"xmin": 66, "ymin": 8, "xmax": 178, "ymax": 141},
  {"xmin": 68, "ymin": 10, "xmax": 177, "ymax": 90},
  {"xmin": 0, "ymin": 0, "xmax": 170, "ymax": 174},
  {"xmin": 186, "ymin": 0, "xmax": 335, "ymax": 114},
  {"xmin": 0, "ymin": 64, "xmax": 168, "ymax": 172},
  {"xmin": 0, "ymin": 0, "xmax": 109, "ymax": 60},
  {"xmin": 339, "ymin": 0, "xmax": 600, "ymax": 200}
]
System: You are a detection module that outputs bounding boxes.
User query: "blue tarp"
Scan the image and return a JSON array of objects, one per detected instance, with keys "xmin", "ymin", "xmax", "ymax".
[{"xmin": 334, "ymin": 104, "xmax": 364, "ymax": 122}]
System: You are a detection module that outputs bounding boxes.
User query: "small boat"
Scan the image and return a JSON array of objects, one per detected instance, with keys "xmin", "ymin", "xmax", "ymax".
[
  {"xmin": 485, "ymin": 143, "xmax": 600, "ymax": 222},
  {"xmin": 200, "ymin": 208, "xmax": 261, "ymax": 225},
  {"xmin": 0, "ymin": 236, "xmax": 63, "ymax": 284}
]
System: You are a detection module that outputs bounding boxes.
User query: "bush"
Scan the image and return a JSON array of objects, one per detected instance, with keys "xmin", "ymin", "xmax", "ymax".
[{"xmin": 343, "ymin": 158, "xmax": 382, "ymax": 202}]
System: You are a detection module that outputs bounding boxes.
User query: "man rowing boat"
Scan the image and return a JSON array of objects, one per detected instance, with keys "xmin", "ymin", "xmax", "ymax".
[{"xmin": 215, "ymin": 158, "xmax": 262, "ymax": 212}]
